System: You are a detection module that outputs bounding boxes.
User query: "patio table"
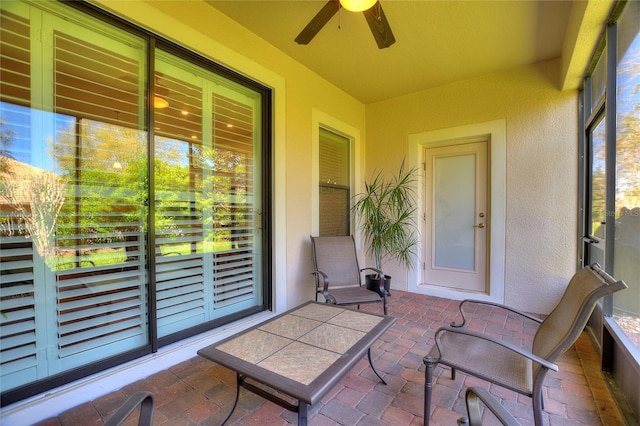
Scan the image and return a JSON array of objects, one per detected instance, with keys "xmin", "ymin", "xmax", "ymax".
[{"xmin": 197, "ymin": 301, "xmax": 396, "ymax": 425}]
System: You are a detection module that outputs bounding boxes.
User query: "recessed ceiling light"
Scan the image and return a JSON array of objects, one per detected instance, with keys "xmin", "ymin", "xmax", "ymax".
[{"xmin": 154, "ymin": 96, "xmax": 169, "ymax": 109}]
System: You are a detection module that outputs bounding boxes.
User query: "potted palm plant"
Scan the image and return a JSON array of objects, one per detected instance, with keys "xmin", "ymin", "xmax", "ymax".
[{"xmin": 352, "ymin": 159, "xmax": 419, "ymax": 296}]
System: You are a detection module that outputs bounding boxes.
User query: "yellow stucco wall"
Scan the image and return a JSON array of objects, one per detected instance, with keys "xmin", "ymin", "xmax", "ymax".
[
  {"xmin": 366, "ymin": 59, "xmax": 579, "ymax": 313},
  {"xmin": 95, "ymin": 0, "xmax": 578, "ymax": 314}
]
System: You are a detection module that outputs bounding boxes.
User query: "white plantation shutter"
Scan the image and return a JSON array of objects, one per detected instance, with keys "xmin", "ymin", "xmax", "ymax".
[
  {"xmin": 51, "ymin": 22, "xmax": 148, "ymax": 368},
  {"xmin": 153, "ymin": 67, "xmax": 208, "ymax": 336},
  {"xmin": 210, "ymin": 93, "xmax": 259, "ymax": 308},
  {"xmin": 154, "ymin": 54, "xmax": 262, "ymax": 337},
  {"xmin": 0, "ymin": 235, "xmax": 39, "ymax": 390},
  {"xmin": 1, "ymin": 2, "xmax": 149, "ymax": 392},
  {"xmin": 1, "ymin": 6, "xmax": 42, "ymax": 391}
]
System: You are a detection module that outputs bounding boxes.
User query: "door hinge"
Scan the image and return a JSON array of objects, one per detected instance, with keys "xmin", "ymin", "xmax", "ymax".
[
  {"xmin": 422, "ymin": 162, "xmax": 426, "ymax": 171},
  {"xmin": 423, "ymin": 262, "xmax": 426, "ymax": 270}
]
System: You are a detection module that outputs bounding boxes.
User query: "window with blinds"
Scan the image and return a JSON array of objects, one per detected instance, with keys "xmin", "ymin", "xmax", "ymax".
[
  {"xmin": 319, "ymin": 128, "xmax": 350, "ymax": 236},
  {"xmin": 0, "ymin": 0, "xmax": 268, "ymax": 404}
]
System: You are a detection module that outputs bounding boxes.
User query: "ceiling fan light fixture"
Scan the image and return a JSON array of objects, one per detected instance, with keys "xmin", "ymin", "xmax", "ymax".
[
  {"xmin": 154, "ymin": 95, "xmax": 169, "ymax": 109},
  {"xmin": 340, "ymin": 0, "xmax": 376, "ymax": 12}
]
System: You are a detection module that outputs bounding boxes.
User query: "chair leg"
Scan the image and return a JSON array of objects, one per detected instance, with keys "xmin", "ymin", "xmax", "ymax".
[
  {"xmin": 423, "ymin": 356, "xmax": 436, "ymax": 426},
  {"xmin": 382, "ymin": 295, "xmax": 387, "ymax": 315},
  {"xmin": 367, "ymin": 348, "xmax": 387, "ymax": 385},
  {"xmin": 452, "ymin": 367, "xmax": 456, "ymax": 380},
  {"xmin": 532, "ymin": 388, "xmax": 544, "ymax": 426}
]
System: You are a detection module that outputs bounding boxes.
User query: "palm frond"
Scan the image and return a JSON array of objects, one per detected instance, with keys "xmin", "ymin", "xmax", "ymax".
[{"xmin": 352, "ymin": 158, "xmax": 420, "ymax": 270}]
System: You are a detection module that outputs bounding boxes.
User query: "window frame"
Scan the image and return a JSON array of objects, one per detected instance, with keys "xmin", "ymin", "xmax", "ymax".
[
  {"xmin": 318, "ymin": 127, "xmax": 351, "ymax": 236},
  {"xmin": 311, "ymin": 109, "xmax": 362, "ymax": 239}
]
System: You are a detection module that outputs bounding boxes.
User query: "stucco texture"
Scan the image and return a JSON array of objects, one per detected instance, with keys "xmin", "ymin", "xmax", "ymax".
[{"xmin": 365, "ymin": 59, "xmax": 578, "ymax": 314}]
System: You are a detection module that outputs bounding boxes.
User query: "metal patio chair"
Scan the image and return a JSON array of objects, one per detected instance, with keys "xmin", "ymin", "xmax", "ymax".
[
  {"xmin": 104, "ymin": 391, "xmax": 154, "ymax": 426},
  {"xmin": 310, "ymin": 235, "xmax": 387, "ymax": 315},
  {"xmin": 423, "ymin": 263, "xmax": 627, "ymax": 426}
]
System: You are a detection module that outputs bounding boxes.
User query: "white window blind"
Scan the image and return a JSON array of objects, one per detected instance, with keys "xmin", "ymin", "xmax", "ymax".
[{"xmin": 319, "ymin": 128, "xmax": 350, "ymax": 236}]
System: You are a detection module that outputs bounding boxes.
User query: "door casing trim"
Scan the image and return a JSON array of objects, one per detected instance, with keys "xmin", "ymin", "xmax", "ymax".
[{"xmin": 407, "ymin": 119, "xmax": 506, "ymax": 303}]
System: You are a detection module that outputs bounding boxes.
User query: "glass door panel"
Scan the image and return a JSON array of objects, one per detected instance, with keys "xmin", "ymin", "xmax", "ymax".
[
  {"xmin": 434, "ymin": 154, "xmax": 476, "ymax": 270},
  {"xmin": 154, "ymin": 50, "xmax": 262, "ymax": 339},
  {"xmin": 586, "ymin": 116, "xmax": 607, "ymax": 266}
]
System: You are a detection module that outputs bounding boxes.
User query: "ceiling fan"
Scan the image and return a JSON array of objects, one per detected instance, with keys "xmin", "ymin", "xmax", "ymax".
[{"xmin": 295, "ymin": 0, "xmax": 395, "ymax": 49}]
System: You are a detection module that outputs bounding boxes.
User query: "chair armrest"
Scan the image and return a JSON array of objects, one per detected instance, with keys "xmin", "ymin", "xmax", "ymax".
[
  {"xmin": 464, "ymin": 387, "xmax": 521, "ymax": 426},
  {"xmin": 431, "ymin": 326, "xmax": 558, "ymax": 372},
  {"xmin": 311, "ymin": 270, "xmax": 332, "ymax": 302},
  {"xmin": 360, "ymin": 267, "xmax": 385, "ymax": 286},
  {"xmin": 452, "ymin": 299, "xmax": 543, "ymax": 328},
  {"xmin": 104, "ymin": 391, "xmax": 154, "ymax": 426}
]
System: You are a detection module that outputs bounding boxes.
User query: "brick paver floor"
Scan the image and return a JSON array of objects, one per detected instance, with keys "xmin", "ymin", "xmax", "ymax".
[{"xmin": 34, "ymin": 290, "xmax": 624, "ymax": 425}]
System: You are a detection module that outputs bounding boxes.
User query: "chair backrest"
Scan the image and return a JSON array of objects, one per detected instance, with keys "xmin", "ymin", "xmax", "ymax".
[
  {"xmin": 532, "ymin": 264, "xmax": 627, "ymax": 372},
  {"xmin": 311, "ymin": 235, "xmax": 362, "ymax": 287}
]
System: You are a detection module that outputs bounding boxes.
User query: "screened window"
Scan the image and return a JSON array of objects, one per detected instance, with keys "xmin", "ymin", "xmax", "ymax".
[
  {"xmin": 318, "ymin": 128, "xmax": 350, "ymax": 236},
  {"xmin": 580, "ymin": 0, "xmax": 640, "ymax": 356},
  {"xmin": 613, "ymin": 0, "xmax": 640, "ymax": 350},
  {"xmin": 0, "ymin": 0, "xmax": 270, "ymax": 405}
]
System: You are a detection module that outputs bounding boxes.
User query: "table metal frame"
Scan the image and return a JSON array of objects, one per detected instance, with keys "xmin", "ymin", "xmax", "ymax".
[{"xmin": 198, "ymin": 301, "xmax": 395, "ymax": 425}]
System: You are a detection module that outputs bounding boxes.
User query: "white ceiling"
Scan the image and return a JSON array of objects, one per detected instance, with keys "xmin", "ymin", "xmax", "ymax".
[{"xmin": 207, "ymin": 0, "xmax": 574, "ymax": 103}]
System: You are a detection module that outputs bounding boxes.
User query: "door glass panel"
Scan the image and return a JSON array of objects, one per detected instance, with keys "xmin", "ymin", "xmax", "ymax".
[
  {"xmin": 154, "ymin": 49, "xmax": 263, "ymax": 338},
  {"xmin": 434, "ymin": 154, "xmax": 475, "ymax": 270},
  {"xmin": 587, "ymin": 117, "xmax": 606, "ymax": 266}
]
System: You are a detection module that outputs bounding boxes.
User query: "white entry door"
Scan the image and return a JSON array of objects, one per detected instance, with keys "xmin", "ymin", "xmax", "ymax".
[{"xmin": 424, "ymin": 141, "xmax": 488, "ymax": 293}]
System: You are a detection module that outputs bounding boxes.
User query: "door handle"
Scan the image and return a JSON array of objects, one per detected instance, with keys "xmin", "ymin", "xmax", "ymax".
[
  {"xmin": 473, "ymin": 223, "xmax": 485, "ymax": 228},
  {"xmin": 583, "ymin": 236, "xmax": 600, "ymax": 244}
]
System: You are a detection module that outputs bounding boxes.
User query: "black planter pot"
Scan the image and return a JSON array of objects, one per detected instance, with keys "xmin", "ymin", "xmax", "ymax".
[{"xmin": 365, "ymin": 274, "xmax": 392, "ymax": 297}]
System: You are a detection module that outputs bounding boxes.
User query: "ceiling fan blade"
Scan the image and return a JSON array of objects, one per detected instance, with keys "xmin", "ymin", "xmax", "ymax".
[
  {"xmin": 295, "ymin": 0, "xmax": 341, "ymax": 45},
  {"xmin": 363, "ymin": 1, "xmax": 395, "ymax": 49}
]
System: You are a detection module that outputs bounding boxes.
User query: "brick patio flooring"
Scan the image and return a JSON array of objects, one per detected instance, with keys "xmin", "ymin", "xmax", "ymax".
[{"xmin": 34, "ymin": 290, "xmax": 624, "ymax": 425}]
